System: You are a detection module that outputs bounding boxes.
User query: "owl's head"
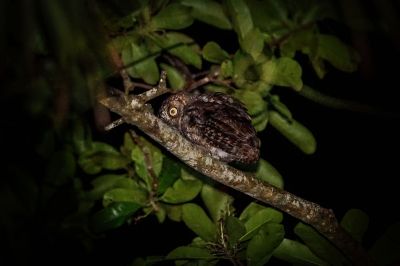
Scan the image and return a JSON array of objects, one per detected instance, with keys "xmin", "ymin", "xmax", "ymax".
[{"xmin": 158, "ymin": 91, "xmax": 192, "ymax": 129}]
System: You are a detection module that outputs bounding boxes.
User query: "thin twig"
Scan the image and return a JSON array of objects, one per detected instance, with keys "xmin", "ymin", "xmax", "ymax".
[
  {"xmin": 186, "ymin": 68, "xmax": 221, "ymax": 92},
  {"xmin": 192, "ymin": 70, "xmax": 211, "ymax": 79},
  {"xmin": 132, "ymin": 71, "xmax": 169, "ymax": 107},
  {"xmin": 270, "ymin": 22, "xmax": 315, "ymax": 47},
  {"xmin": 162, "ymin": 54, "xmax": 193, "ymax": 84},
  {"xmin": 129, "ymin": 82, "xmax": 153, "ymax": 91},
  {"xmin": 104, "ymin": 117, "xmax": 124, "ymax": 131},
  {"xmin": 105, "ymin": 42, "xmax": 196, "ymax": 81}
]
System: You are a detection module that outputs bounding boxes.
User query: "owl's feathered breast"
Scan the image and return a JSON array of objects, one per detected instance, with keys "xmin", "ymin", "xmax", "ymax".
[{"xmin": 172, "ymin": 92, "xmax": 260, "ymax": 164}]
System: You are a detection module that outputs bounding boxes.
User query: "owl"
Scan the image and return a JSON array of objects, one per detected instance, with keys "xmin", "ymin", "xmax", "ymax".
[{"xmin": 158, "ymin": 91, "xmax": 260, "ymax": 164}]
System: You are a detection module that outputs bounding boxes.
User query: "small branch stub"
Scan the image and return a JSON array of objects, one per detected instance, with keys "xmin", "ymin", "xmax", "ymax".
[{"xmin": 105, "ymin": 118, "xmax": 124, "ymax": 131}]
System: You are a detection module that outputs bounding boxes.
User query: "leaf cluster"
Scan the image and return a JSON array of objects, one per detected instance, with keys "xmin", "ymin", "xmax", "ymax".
[
  {"xmin": 63, "ymin": 120, "xmax": 396, "ymax": 266},
  {"xmin": 4, "ymin": 116, "xmax": 398, "ymax": 265},
  {"xmin": 72, "ymin": 1, "xmax": 394, "ymax": 264},
  {"xmin": 101, "ymin": 0, "xmax": 360, "ymax": 155}
]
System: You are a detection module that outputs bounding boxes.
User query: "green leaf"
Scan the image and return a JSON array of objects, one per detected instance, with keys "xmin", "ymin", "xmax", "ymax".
[
  {"xmin": 182, "ymin": 203, "xmax": 216, "ymax": 241},
  {"xmin": 155, "ymin": 205, "xmax": 167, "ymax": 223},
  {"xmin": 91, "ymin": 202, "xmax": 141, "ymax": 233},
  {"xmin": 220, "ymin": 60, "xmax": 233, "ymax": 78},
  {"xmin": 87, "ymin": 174, "xmax": 135, "ymax": 200},
  {"xmin": 167, "ymin": 246, "xmax": 215, "ymax": 260},
  {"xmin": 201, "ymin": 184, "xmax": 234, "ymax": 222},
  {"xmin": 72, "ymin": 119, "xmax": 91, "ymax": 154},
  {"xmin": 110, "ymin": 35, "xmax": 129, "ymax": 52},
  {"xmin": 131, "ymin": 136, "xmax": 163, "ymax": 187},
  {"xmin": 240, "ymin": 27, "xmax": 264, "ymax": 60},
  {"xmin": 97, "ymin": 1, "xmax": 147, "ymax": 30},
  {"xmin": 226, "ymin": 216, "xmax": 246, "ymax": 247},
  {"xmin": 78, "ymin": 142, "xmax": 121, "ymax": 174},
  {"xmin": 240, "ymin": 202, "xmax": 265, "ymax": 221},
  {"xmin": 190, "ymin": 237, "xmax": 208, "ymax": 247},
  {"xmin": 157, "ymin": 157, "xmax": 181, "ymax": 195},
  {"xmin": 181, "ymin": 167, "xmax": 201, "ymax": 181},
  {"xmin": 280, "ymin": 28, "xmax": 318, "ymax": 59},
  {"xmin": 255, "ymin": 159, "xmax": 284, "ymax": 188},
  {"xmin": 317, "ymin": 34, "xmax": 360, "ymax": 73},
  {"xmin": 164, "ymin": 204, "xmax": 183, "ymax": 222},
  {"xmin": 266, "ymin": 0, "xmax": 290, "ymax": 24},
  {"xmin": 45, "ymin": 149, "xmax": 76, "ymax": 186},
  {"xmin": 78, "ymin": 147, "xmax": 128, "ymax": 174},
  {"xmin": 78, "ymin": 158, "xmax": 101, "ymax": 175},
  {"xmin": 101, "ymin": 154, "xmax": 130, "ymax": 170},
  {"xmin": 294, "ymin": 223, "xmax": 349, "ymax": 266},
  {"xmin": 151, "ymin": 3, "xmax": 193, "ymax": 30},
  {"xmin": 160, "ymin": 63, "xmax": 186, "ymax": 90},
  {"xmin": 121, "ymin": 131, "xmax": 135, "ymax": 155},
  {"xmin": 269, "ymin": 111, "xmax": 317, "ymax": 154},
  {"xmin": 369, "ymin": 222, "xmax": 400, "ymax": 266},
  {"xmin": 299, "ymin": 2, "xmax": 334, "ymax": 23},
  {"xmin": 131, "ymin": 146, "xmax": 148, "ymax": 184},
  {"xmin": 311, "ymin": 57, "xmax": 327, "ymax": 79},
  {"xmin": 181, "ymin": 0, "xmax": 232, "ymax": 29},
  {"xmin": 234, "ymin": 90, "xmax": 266, "ymax": 116},
  {"xmin": 245, "ymin": 80, "xmax": 272, "ymax": 97},
  {"xmin": 340, "ymin": 209, "xmax": 369, "ymax": 242},
  {"xmin": 121, "ymin": 40, "xmax": 159, "ymax": 84},
  {"xmin": 260, "ymin": 57, "xmax": 303, "ymax": 91},
  {"xmin": 246, "ymin": 223, "xmax": 285, "ymax": 266},
  {"xmin": 226, "ymin": 0, "xmax": 253, "ymax": 39},
  {"xmin": 241, "ymin": 208, "xmax": 283, "ymax": 241},
  {"xmin": 103, "ymin": 187, "xmax": 148, "ymax": 207},
  {"xmin": 273, "ymin": 238, "xmax": 329, "ymax": 266},
  {"xmin": 232, "ymin": 51, "xmax": 255, "ymax": 86},
  {"xmin": 246, "ymin": 0, "xmax": 291, "ymax": 34},
  {"xmin": 150, "ymin": 32, "xmax": 202, "ymax": 69},
  {"xmin": 161, "ymin": 178, "xmax": 202, "ymax": 204},
  {"xmin": 269, "ymin": 94, "xmax": 292, "ymax": 120},
  {"xmin": 202, "ymin": 41, "xmax": 230, "ymax": 63},
  {"xmin": 252, "ymin": 111, "xmax": 269, "ymax": 132}
]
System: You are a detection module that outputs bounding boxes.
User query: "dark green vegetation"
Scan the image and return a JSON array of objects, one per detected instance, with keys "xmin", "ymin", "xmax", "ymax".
[{"xmin": 1, "ymin": 0, "xmax": 399, "ymax": 265}]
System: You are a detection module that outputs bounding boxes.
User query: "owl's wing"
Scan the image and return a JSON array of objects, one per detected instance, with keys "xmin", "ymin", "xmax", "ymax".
[{"xmin": 181, "ymin": 96, "xmax": 260, "ymax": 163}]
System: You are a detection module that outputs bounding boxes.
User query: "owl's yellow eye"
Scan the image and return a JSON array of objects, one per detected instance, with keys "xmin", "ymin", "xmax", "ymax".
[{"xmin": 169, "ymin": 107, "xmax": 178, "ymax": 117}]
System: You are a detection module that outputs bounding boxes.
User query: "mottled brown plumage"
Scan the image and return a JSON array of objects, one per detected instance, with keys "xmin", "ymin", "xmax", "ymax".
[{"xmin": 159, "ymin": 91, "xmax": 260, "ymax": 164}]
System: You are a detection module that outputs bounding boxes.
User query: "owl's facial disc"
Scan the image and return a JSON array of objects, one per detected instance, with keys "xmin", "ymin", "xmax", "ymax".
[{"xmin": 159, "ymin": 92, "xmax": 192, "ymax": 128}]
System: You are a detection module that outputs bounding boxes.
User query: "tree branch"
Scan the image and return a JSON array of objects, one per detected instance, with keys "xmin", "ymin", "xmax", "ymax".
[
  {"xmin": 99, "ymin": 90, "xmax": 373, "ymax": 265},
  {"xmin": 101, "ymin": 47, "xmax": 373, "ymax": 265}
]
